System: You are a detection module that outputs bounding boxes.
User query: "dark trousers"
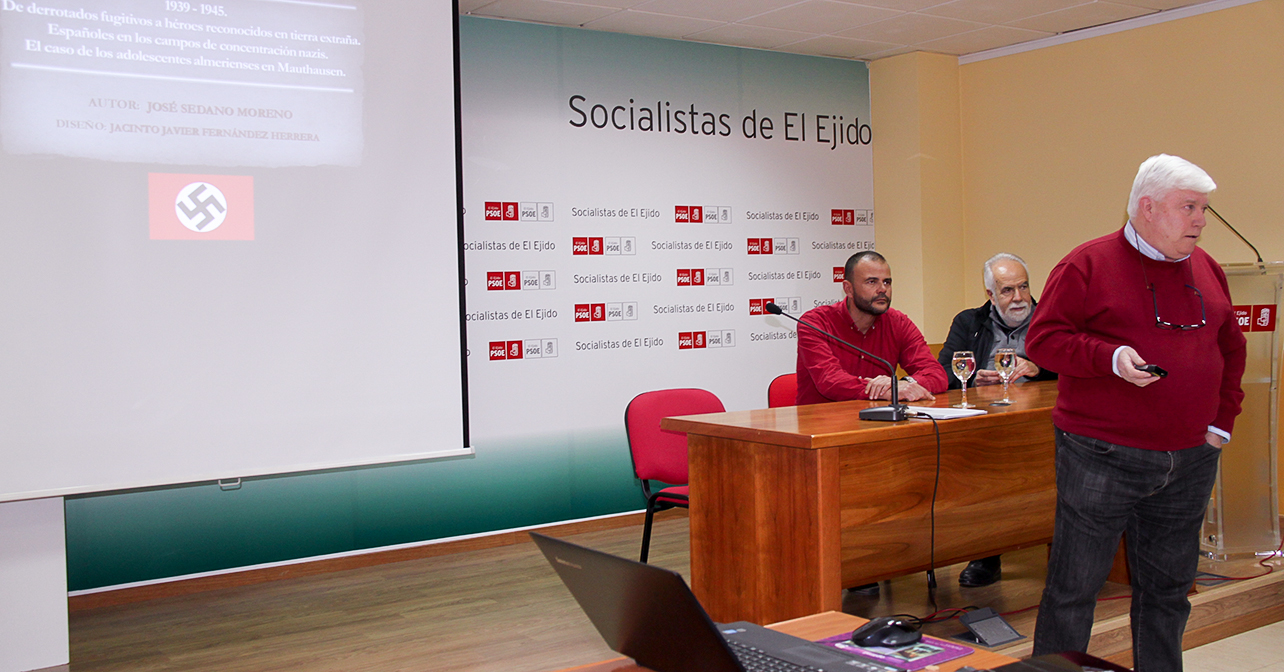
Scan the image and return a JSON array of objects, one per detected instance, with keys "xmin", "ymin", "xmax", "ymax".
[{"xmin": 1032, "ymin": 428, "xmax": 1221, "ymax": 672}]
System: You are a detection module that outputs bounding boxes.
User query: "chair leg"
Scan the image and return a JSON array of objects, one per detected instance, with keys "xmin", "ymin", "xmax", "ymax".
[{"xmin": 640, "ymin": 502, "xmax": 657, "ymax": 563}]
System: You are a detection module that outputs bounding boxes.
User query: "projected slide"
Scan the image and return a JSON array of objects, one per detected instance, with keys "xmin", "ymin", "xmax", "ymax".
[{"xmin": 1, "ymin": 0, "xmax": 364, "ymax": 166}]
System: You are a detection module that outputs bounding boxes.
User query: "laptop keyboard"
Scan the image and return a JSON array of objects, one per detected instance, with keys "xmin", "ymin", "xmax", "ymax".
[
  {"xmin": 727, "ymin": 639, "xmax": 902, "ymax": 672},
  {"xmin": 728, "ymin": 640, "xmax": 822, "ymax": 672}
]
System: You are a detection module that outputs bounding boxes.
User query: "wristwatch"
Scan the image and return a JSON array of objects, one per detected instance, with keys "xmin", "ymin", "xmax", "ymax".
[{"xmin": 900, "ymin": 376, "xmax": 916, "ymax": 385}]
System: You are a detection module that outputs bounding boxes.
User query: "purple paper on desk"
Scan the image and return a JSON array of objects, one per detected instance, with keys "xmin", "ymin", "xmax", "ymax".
[{"xmin": 817, "ymin": 632, "xmax": 973, "ymax": 671}]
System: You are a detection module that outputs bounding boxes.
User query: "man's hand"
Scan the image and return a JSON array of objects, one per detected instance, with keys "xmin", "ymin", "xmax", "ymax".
[
  {"xmin": 1014, "ymin": 357, "xmax": 1040, "ymax": 379},
  {"xmin": 897, "ymin": 382, "xmax": 935, "ymax": 402},
  {"xmin": 1205, "ymin": 431, "xmax": 1224, "ymax": 448},
  {"xmin": 974, "ymin": 369, "xmax": 1001, "ymax": 386},
  {"xmin": 1115, "ymin": 346, "xmax": 1162, "ymax": 388},
  {"xmin": 863, "ymin": 375, "xmax": 893, "ymax": 400}
]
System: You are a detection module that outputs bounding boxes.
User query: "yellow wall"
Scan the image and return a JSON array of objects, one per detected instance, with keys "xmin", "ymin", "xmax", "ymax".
[
  {"xmin": 870, "ymin": 52, "xmax": 965, "ymax": 341},
  {"xmin": 957, "ymin": 0, "xmax": 1284, "ymax": 314}
]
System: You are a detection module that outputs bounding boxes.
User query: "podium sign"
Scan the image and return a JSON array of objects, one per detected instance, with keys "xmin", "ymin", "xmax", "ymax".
[{"xmin": 1203, "ymin": 263, "xmax": 1283, "ymax": 559}]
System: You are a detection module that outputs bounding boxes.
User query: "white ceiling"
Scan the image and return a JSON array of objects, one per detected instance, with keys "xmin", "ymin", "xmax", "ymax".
[{"xmin": 459, "ymin": 0, "xmax": 1214, "ymax": 60}]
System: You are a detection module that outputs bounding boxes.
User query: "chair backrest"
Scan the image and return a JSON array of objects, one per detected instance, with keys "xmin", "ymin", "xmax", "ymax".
[
  {"xmin": 625, "ymin": 388, "xmax": 725, "ymax": 486},
  {"xmin": 767, "ymin": 373, "xmax": 797, "ymax": 408}
]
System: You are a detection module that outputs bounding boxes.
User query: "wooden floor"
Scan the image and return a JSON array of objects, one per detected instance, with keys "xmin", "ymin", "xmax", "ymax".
[{"xmin": 63, "ymin": 513, "xmax": 1282, "ymax": 672}]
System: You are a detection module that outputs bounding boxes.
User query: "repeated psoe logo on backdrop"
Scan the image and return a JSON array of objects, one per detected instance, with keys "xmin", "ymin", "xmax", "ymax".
[
  {"xmin": 571, "ymin": 236, "xmax": 637, "ymax": 255},
  {"xmin": 676, "ymin": 268, "xmax": 734, "ymax": 286},
  {"xmin": 486, "ymin": 270, "xmax": 557, "ymax": 290},
  {"xmin": 677, "ymin": 330, "xmax": 736, "ymax": 349},
  {"xmin": 149, "ymin": 173, "xmax": 254, "ymax": 240},
  {"xmin": 489, "ymin": 339, "xmax": 559, "ymax": 360},
  {"xmin": 675, "ymin": 205, "xmax": 733, "ymax": 224},
  {"xmin": 747, "ymin": 238, "xmax": 800, "ymax": 255},
  {"xmin": 574, "ymin": 302, "xmax": 639, "ymax": 322},
  {"xmin": 1232, "ymin": 305, "xmax": 1277, "ymax": 332},
  {"xmin": 749, "ymin": 297, "xmax": 802, "ymax": 315},
  {"xmin": 830, "ymin": 209, "xmax": 873, "ymax": 226},
  {"xmin": 484, "ymin": 201, "xmax": 555, "ymax": 221},
  {"xmin": 833, "ymin": 267, "xmax": 845, "ymax": 283}
]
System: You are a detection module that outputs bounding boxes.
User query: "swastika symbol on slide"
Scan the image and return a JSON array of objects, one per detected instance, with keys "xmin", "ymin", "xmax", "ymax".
[{"xmin": 175, "ymin": 182, "xmax": 228, "ymax": 232}]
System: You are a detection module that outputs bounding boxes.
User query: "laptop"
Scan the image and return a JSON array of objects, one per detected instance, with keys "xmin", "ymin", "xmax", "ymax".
[{"xmin": 530, "ymin": 532, "xmax": 903, "ymax": 672}]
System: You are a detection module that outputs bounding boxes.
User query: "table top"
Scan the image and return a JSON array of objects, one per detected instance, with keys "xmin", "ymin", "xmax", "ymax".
[
  {"xmin": 661, "ymin": 380, "xmax": 1059, "ymax": 449},
  {"xmin": 550, "ymin": 611, "xmax": 1019, "ymax": 672}
]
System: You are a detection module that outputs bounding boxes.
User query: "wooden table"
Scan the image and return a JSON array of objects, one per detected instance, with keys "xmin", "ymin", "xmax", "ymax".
[
  {"xmin": 661, "ymin": 380, "xmax": 1059, "ymax": 625},
  {"xmin": 553, "ymin": 611, "xmax": 1019, "ymax": 672}
]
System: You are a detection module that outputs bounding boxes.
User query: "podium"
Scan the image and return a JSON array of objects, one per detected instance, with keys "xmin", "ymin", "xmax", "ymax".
[{"xmin": 1202, "ymin": 263, "xmax": 1283, "ymax": 559}]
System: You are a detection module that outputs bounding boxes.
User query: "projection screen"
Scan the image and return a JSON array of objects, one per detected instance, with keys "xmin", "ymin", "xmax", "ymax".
[{"xmin": 0, "ymin": 0, "xmax": 468, "ymax": 501}]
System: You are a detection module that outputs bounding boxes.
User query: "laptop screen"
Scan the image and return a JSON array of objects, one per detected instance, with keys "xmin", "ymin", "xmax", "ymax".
[{"xmin": 530, "ymin": 532, "xmax": 742, "ymax": 672}]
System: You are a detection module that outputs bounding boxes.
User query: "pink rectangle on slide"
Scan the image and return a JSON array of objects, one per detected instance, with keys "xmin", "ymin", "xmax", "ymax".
[{"xmin": 149, "ymin": 173, "xmax": 255, "ymax": 240}]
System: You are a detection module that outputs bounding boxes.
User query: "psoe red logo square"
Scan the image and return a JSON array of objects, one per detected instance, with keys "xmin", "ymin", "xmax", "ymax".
[
  {"xmin": 1252, "ymin": 305, "xmax": 1276, "ymax": 332},
  {"xmin": 749, "ymin": 298, "xmax": 764, "ymax": 315},
  {"xmin": 589, "ymin": 237, "xmax": 604, "ymax": 255},
  {"xmin": 675, "ymin": 205, "xmax": 690, "ymax": 223},
  {"xmin": 484, "ymin": 202, "xmax": 503, "ymax": 220},
  {"xmin": 574, "ymin": 304, "xmax": 591, "ymax": 322},
  {"xmin": 487, "ymin": 271, "xmax": 505, "ymax": 290},
  {"xmin": 690, "ymin": 206, "xmax": 703, "ymax": 223},
  {"xmin": 507, "ymin": 340, "xmax": 524, "ymax": 359},
  {"xmin": 572, "ymin": 237, "xmax": 589, "ymax": 255},
  {"xmin": 591, "ymin": 303, "xmax": 606, "ymax": 321},
  {"xmin": 504, "ymin": 271, "xmax": 521, "ymax": 290},
  {"xmin": 489, "ymin": 341, "xmax": 508, "ymax": 360},
  {"xmin": 831, "ymin": 209, "xmax": 844, "ymax": 225},
  {"xmin": 676, "ymin": 269, "xmax": 692, "ymax": 286},
  {"xmin": 691, "ymin": 269, "xmax": 704, "ymax": 286},
  {"xmin": 844, "ymin": 209, "xmax": 855, "ymax": 225},
  {"xmin": 1233, "ymin": 305, "xmax": 1251, "ymax": 331},
  {"xmin": 760, "ymin": 238, "xmax": 773, "ymax": 254},
  {"xmin": 677, "ymin": 332, "xmax": 693, "ymax": 349},
  {"xmin": 693, "ymin": 331, "xmax": 706, "ymax": 348},
  {"xmin": 502, "ymin": 202, "xmax": 518, "ymax": 220},
  {"xmin": 149, "ymin": 173, "xmax": 254, "ymax": 240},
  {"xmin": 833, "ymin": 267, "xmax": 845, "ymax": 282},
  {"xmin": 747, "ymin": 238, "xmax": 762, "ymax": 254}
]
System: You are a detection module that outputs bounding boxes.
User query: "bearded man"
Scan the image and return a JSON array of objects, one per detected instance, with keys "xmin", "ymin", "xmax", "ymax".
[{"xmin": 935, "ymin": 252, "xmax": 1057, "ymax": 587}]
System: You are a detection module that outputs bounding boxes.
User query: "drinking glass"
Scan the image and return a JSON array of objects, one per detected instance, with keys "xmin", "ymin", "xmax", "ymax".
[
  {"xmin": 952, "ymin": 350, "xmax": 976, "ymax": 408},
  {"xmin": 991, "ymin": 348, "xmax": 1017, "ymax": 406}
]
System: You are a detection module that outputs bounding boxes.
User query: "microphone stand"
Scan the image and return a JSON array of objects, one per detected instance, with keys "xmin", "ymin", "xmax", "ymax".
[{"xmin": 765, "ymin": 302, "xmax": 909, "ymax": 421}]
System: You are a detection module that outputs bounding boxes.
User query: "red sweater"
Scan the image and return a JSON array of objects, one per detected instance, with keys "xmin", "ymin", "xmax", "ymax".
[
  {"xmin": 1027, "ymin": 229, "xmax": 1246, "ymax": 450},
  {"xmin": 795, "ymin": 301, "xmax": 948, "ymax": 405}
]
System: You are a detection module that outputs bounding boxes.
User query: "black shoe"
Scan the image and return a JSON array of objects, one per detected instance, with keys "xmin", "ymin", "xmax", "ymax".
[
  {"xmin": 847, "ymin": 582, "xmax": 880, "ymax": 596},
  {"xmin": 958, "ymin": 556, "xmax": 1002, "ymax": 587}
]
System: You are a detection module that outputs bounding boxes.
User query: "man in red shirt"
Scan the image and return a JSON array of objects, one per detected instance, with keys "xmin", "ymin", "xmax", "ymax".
[
  {"xmin": 795, "ymin": 251, "xmax": 947, "ymax": 405},
  {"xmin": 1027, "ymin": 155, "xmax": 1246, "ymax": 671}
]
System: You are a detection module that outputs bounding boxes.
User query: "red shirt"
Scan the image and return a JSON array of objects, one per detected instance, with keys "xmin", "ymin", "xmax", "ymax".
[
  {"xmin": 795, "ymin": 301, "xmax": 948, "ymax": 404},
  {"xmin": 1027, "ymin": 229, "xmax": 1246, "ymax": 450}
]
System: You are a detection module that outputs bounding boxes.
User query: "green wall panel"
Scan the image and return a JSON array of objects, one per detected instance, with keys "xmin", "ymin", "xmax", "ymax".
[{"xmin": 65, "ymin": 429, "xmax": 644, "ymax": 591}]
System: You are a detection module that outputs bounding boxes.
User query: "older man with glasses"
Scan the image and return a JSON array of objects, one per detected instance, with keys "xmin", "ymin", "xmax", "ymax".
[{"xmin": 1026, "ymin": 154, "xmax": 1246, "ymax": 671}]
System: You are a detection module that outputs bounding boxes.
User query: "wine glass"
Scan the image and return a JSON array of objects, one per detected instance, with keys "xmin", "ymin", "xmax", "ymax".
[
  {"xmin": 991, "ymin": 348, "xmax": 1017, "ymax": 406},
  {"xmin": 952, "ymin": 350, "xmax": 976, "ymax": 408}
]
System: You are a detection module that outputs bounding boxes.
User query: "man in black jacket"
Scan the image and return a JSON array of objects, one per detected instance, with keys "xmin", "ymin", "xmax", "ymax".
[{"xmin": 937, "ymin": 252, "xmax": 1057, "ymax": 587}]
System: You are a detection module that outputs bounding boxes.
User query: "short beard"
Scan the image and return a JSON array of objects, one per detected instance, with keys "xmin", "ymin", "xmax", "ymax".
[
  {"xmin": 852, "ymin": 295, "xmax": 889, "ymax": 316},
  {"xmin": 1000, "ymin": 302, "xmax": 1030, "ymax": 327}
]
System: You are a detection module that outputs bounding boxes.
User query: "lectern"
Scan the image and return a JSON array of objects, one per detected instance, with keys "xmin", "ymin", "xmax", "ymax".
[{"xmin": 1202, "ymin": 263, "xmax": 1283, "ymax": 559}]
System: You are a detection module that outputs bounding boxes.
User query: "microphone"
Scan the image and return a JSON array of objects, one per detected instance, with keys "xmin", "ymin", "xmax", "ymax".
[{"xmin": 765, "ymin": 302, "xmax": 909, "ymax": 421}]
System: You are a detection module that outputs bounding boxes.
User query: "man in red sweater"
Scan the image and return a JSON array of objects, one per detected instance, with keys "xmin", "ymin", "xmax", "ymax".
[
  {"xmin": 795, "ymin": 251, "xmax": 948, "ymax": 405},
  {"xmin": 1027, "ymin": 154, "xmax": 1246, "ymax": 671}
]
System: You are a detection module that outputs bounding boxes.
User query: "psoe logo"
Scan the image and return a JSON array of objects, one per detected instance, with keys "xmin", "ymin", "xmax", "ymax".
[{"xmin": 149, "ymin": 173, "xmax": 254, "ymax": 240}]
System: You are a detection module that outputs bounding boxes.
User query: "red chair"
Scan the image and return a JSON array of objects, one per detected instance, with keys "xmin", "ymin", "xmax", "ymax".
[
  {"xmin": 767, "ymin": 373, "xmax": 797, "ymax": 408},
  {"xmin": 625, "ymin": 388, "xmax": 725, "ymax": 563}
]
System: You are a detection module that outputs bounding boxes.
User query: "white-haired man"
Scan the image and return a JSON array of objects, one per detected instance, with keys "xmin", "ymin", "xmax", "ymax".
[
  {"xmin": 1027, "ymin": 155, "xmax": 1245, "ymax": 671},
  {"xmin": 937, "ymin": 252, "xmax": 1057, "ymax": 587}
]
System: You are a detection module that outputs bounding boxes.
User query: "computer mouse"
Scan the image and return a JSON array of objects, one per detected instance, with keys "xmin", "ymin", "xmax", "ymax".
[{"xmin": 849, "ymin": 616, "xmax": 923, "ymax": 648}]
